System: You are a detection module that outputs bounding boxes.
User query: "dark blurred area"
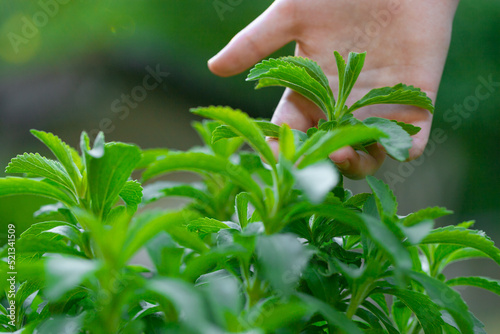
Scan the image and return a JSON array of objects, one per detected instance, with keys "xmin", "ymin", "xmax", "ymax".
[{"xmin": 0, "ymin": 0, "xmax": 499, "ymax": 329}]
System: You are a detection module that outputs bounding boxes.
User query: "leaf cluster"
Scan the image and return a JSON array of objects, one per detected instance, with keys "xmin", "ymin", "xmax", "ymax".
[{"xmin": 0, "ymin": 52, "xmax": 498, "ymax": 334}]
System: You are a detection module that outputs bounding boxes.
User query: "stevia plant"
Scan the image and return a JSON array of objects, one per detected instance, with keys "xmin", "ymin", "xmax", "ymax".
[{"xmin": 0, "ymin": 51, "xmax": 499, "ymax": 334}]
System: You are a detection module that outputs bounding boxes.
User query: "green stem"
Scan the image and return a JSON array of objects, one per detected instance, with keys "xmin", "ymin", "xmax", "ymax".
[
  {"xmin": 409, "ymin": 320, "xmax": 422, "ymax": 334},
  {"xmin": 247, "ymin": 274, "xmax": 265, "ymax": 308},
  {"xmin": 346, "ymin": 279, "xmax": 373, "ymax": 319},
  {"xmin": 327, "ymin": 105, "xmax": 335, "ymax": 122},
  {"xmin": 346, "ymin": 252, "xmax": 383, "ymax": 319},
  {"xmin": 264, "ymin": 165, "xmax": 282, "ymax": 234}
]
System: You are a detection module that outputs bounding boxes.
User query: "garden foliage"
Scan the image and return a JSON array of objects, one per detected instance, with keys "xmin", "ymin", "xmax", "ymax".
[{"xmin": 1, "ymin": 52, "xmax": 500, "ymax": 333}]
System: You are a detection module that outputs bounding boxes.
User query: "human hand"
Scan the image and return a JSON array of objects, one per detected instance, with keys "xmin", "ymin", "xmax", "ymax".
[{"xmin": 208, "ymin": 0, "xmax": 459, "ymax": 179}]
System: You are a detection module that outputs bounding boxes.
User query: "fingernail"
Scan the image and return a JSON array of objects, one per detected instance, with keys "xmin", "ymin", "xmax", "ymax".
[{"xmin": 335, "ymin": 160, "xmax": 350, "ymax": 170}]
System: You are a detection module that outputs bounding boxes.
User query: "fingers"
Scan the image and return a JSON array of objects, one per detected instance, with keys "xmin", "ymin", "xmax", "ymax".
[
  {"xmin": 267, "ymin": 89, "xmax": 322, "ymax": 162},
  {"xmin": 330, "ymin": 144, "xmax": 386, "ymax": 180},
  {"xmin": 267, "ymin": 90, "xmax": 386, "ymax": 179},
  {"xmin": 267, "ymin": 90, "xmax": 387, "ymax": 179},
  {"xmin": 407, "ymin": 121, "xmax": 431, "ymax": 161},
  {"xmin": 271, "ymin": 89, "xmax": 325, "ymax": 131},
  {"xmin": 208, "ymin": 1, "xmax": 296, "ymax": 77}
]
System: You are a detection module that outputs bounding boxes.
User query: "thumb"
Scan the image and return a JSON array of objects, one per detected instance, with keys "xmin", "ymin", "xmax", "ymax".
[{"xmin": 208, "ymin": 1, "xmax": 296, "ymax": 77}]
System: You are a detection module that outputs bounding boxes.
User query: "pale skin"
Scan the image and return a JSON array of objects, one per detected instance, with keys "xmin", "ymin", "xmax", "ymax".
[{"xmin": 208, "ymin": 0, "xmax": 460, "ymax": 179}]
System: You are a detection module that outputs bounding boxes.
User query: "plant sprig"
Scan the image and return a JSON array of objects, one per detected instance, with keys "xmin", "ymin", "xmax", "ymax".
[
  {"xmin": 0, "ymin": 51, "xmax": 499, "ymax": 334},
  {"xmin": 247, "ymin": 51, "xmax": 434, "ymax": 162}
]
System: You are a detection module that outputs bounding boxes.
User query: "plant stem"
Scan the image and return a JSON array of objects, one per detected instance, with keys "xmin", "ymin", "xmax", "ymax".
[
  {"xmin": 346, "ymin": 252, "xmax": 382, "ymax": 319},
  {"xmin": 346, "ymin": 279, "xmax": 373, "ymax": 319},
  {"xmin": 264, "ymin": 165, "xmax": 282, "ymax": 234}
]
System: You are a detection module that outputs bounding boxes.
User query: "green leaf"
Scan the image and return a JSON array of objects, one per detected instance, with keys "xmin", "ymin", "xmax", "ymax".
[
  {"xmin": 192, "ymin": 120, "xmax": 215, "ymax": 146},
  {"xmin": 256, "ymin": 234, "xmax": 313, "ymax": 296},
  {"xmin": 196, "ymin": 270, "xmax": 243, "ymax": 326},
  {"xmin": 45, "ymin": 256, "xmax": 100, "ymax": 300},
  {"xmin": 298, "ymin": 293, "xmax": 363, "ymax": 334},
  {"xmin": 279, "ymin": 56, "xmax": 333, "ymax": 99},
  {"xmin": 334, "ymin": 51, "xmax": 346, "ymax": 87},
  {"xmin": 391, "ymin": 297, "xmax": 412, "ymax": 334},
  {"xmin": 253, "ymin": 300, "xmax": 310, "ymax": 332},
  {"xmin": 0, "ymin": 315, "xmax": 14, "ymax": 330},
  {"xmin": 293, "ymin": 129, "xmax": 327, "ymax": 161},
  {"xmin": 34, "ymin": 202, "xmax": 64, "ymax": 219},
  {"xmin": 296, "ymin": 125, "xmax": 386, "ymax": 168},
  {"xmin": 363, "ymin": 117, "xmax": 412, "ymax": 161},
  {"xmin": 292, "ymin": 129, "xmax": 309, "ymax": 147},
  {"xmin": 83, "ymin": 136, "xmax": 142, "ymax": 219},
  {"xmin": 287, "ymin": 202, "xmax": 364, "ymax": 234},
  {"xmin": 6, "ymin": 153, "xmax": 77, "ymax": 194},
  {"xmin": 402, "ymin": 207, "xmax": 453, "ymax": 227},
  {"xmin": 344, "ymin": 193, "xmax": 372, "ymax": 208},
  {"xmin": 182, "ymin": 245, "xmax": 245, "ymax": 283},
  {"xmin": 119, "ymin": 180, "xmax": 143, "ymax": 214},
  {"xmin": 293, "ymin": 161, "xmax": 339, "ymax": 204},
  {"xmin": 142, "ymin": 181, "xmax": 210, "ymax": 205},
  {"xmin": 446, "ymin": 276, "xmax": 500, "ymax": 296},
  {"xmin": 211, "ymin": 122, "xmax": 278, "ymax": 156},
  {"xmin": 0, "ymin": 177, "xmax": 77, "ymax": 206},
  {"xmin": 380, "ymin": 288, "xmax": 444, "ymax": 334},
  {"xmin": 420, "ymin": 226, "xmax": 500, "ymax": 265},
  {"xmin": 239, "ymin": 152, "xmax": 273, "ymax": 185},
  {"xmin": 256, "ymin": 120, "xmax": 283, "ymax": 138},
  {"xmin": 391, "ymin": 120, "xmax": 421, "ymax": 136},
  {"xmin": 17, "ymin": 225, "xmax": 85, "ymax": 259},
  {"xmin": 303, "ymin": 266, "xmax": 341, "ymax": 305},
  {"xmin": 401, "ymin": 220, "xmax": 434, "ymax": 245},
  {"xmin": 279, "ymin": 123, "xmax": 296, "ymax": 160},
  {"xmin": 142, "ymin": 152, "xmax": 263, "ymax": 202},
  {"xmin": 20, "ymin": 221, "xmax": 83, "ymax": 247},
  {"xmin": 36, "ymin": 314, "xmax": 84, "ymax": 334},
  {"xmin": 135, "ymin": 148, "xmax": 169, "ymax": 169},
  {"xmin": 361, "ymin": 300, "xmax": 399, "ymax": 334},
  {"xmin": 16, "ymin": 280, "xmax": 42, "ymax": 311},
  {"xmin": 366, "ymin": 176, "xmax": 398, "ymax": 219},
  {"xmin": 361, "ymin": 214, "xmax": 412, "ymax": 270},
  {"xmin": 409, "ymin": 271, "xmax": 474, "ymax": 334},
  {"xmin": 348, "ymin": 83, "xmax": 434, "ymax": 114},
  {"xmin": 235, "ymin": 192, "xmax": 249, "ymax": 229},
  {"xmin": 443, "ymin": 248, "xmax": 490, "ymax": 267},
  {"xmin": 83, "ymin": 131, "xmax": 104, "ymax": 158},
  {"xmin": 187, "ymin": 217, "xmax": 238, "ymax": 234},
  {"xmin": 15, "ymin": 241, "xmax": 83, "ymax": 262},
  {"xmin": 147, "ymin": 278, "xmax": 217, "ymax": 333},
  {"xmin": 211, "ymin": 120, "xmax": 280, "ymax": 143},
  {"xmin": 146, "ymin": 232, "xmax": 184, "ymax": 277},
  {"xmin": 191, "ymin": 106, "xmax": 276, "ymax": 166},
  {"xmin": 318, "ymin": 120, "xmax": 338, "ymax": 132},
  {"xmin": 335, "ymin": 51, "xmax": 366, "ymax": 116},
  {"xmin": 194, "ymin": 120, "xmax": 243, "ymax": 157},
  {"xmin": 30, "ymin": 130, "xmax": 82, "ymax": 186},
  {"xmin": 211, "ymin": 124, "xmax": 239, "ymax": 142},
  {"xmin": 247, "ymin": 58, "xmax": 333, "ymax": 117},
  {"xmin": 122, "ymin": 210, "xmax": 204, "ymax": 263},
  {"xmin": 130, "ymin": 302, "xmax": 161, "ymax": 323}
]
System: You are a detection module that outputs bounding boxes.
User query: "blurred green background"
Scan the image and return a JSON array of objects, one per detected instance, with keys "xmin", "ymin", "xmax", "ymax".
[{"xmin": 0, "ymin": 0, "xmax": 499, "ymax": 330}]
